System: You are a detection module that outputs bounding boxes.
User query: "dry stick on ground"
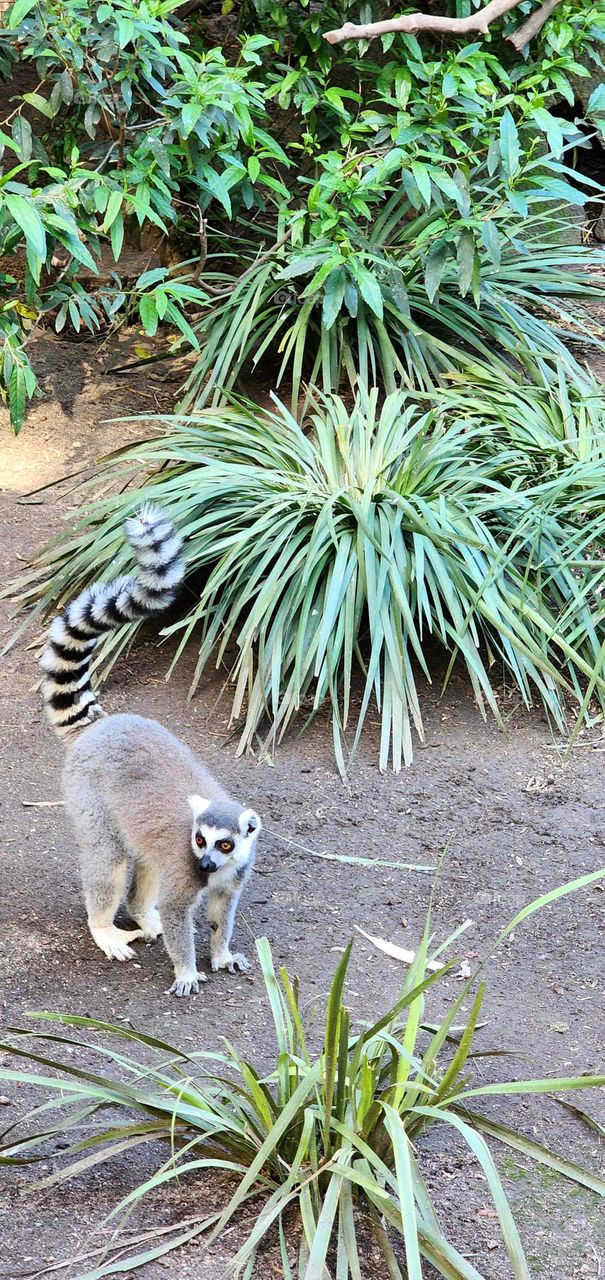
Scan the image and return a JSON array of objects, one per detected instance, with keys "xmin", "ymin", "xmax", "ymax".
[
  {"xmin": 323, "ymin": 0, "xmax": 553, "ymax": 45},
  {"xmin": 508, "ymin": 0, "xmax": 562, "ymax": 51}
]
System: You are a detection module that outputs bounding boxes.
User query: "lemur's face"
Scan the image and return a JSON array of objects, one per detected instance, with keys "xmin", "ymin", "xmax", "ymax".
[{"xmin": 188, "ymin": 795, "xmax": 261, "ymax": 874}]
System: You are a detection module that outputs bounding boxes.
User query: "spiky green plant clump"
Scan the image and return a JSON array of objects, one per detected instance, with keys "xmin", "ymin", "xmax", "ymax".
[
  {"xmin": 8, "ymin": 385, "xmax": 605, "ymax": 772},
  {"xmin": 180, "ymin": 211, "xmax": 605, "ymax": 415},
  {"xmin": 1, "ymin": 870, "xmax": 604, "ymax": 1279}
]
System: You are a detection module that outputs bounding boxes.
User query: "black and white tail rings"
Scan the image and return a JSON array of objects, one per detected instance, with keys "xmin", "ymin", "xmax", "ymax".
[{"xmin": 40, "ymin": 504, "xmax": 184, "ymax": 738}]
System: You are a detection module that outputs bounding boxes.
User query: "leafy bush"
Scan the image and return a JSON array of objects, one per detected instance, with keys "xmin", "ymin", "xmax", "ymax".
[
  {"xmin": 2, "ymin": 869, "xmax": 604, "ymax": 1279},
  {"xmin": 10, "ymin": 386, "xmax": 605, "ymax": 772},
  {"xmin": 0, "ymin": 0, "xmax": 287, "ymax": 426},
  {"xmin": 1, "ymin": 0, "xmax": 604, "ymax": 426}
]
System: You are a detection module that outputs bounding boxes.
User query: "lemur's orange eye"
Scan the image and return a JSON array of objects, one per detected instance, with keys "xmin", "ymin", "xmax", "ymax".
[
  {"xmin": 219, "ymin": 839, "xmax": 235, "ymax": 854},
  {"xmin": 195, "ymin": 832, "xmax": 206, "ymax": 849}
]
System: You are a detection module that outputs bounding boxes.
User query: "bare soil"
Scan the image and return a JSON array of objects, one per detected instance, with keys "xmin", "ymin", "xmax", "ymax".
[{"xmin": 0, "ymin": 332, "xmax": 603, "ymax": 1280}]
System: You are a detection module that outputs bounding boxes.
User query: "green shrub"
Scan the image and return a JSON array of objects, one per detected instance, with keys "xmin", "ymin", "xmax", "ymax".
[
  {"xmin": 1, "ymin": 0, "xmax": 604, "ymax": 427},
  {"xmin": 180, "ymin": 206, "xmax": 605, "ymax": 412},
  {"xmin": 2, "ymin": 869, "xmax": 604, "ymax": 1279},
  {"xmin": 0, "ymin": 0, "xmax": 288, "ymax": 427},
  {"xmin": 10, "ymin": 386, "xmax": 605, "ymax": 772},
  {"xmin": 434, "ymin": 363, "xmax": 605, "ymax": 477}
]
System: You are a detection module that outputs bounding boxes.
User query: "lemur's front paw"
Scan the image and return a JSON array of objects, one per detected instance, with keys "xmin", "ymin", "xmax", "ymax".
[
  {"xmin": 169, "ymin": 971, "xmax": 208, "ymax": 997},
  {"xmin": 211, "ymin": 951, "xmax": 251, "ymax": 974}
]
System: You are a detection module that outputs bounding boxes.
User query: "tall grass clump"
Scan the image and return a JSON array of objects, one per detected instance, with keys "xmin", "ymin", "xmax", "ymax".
[
  {"xmin": 1, "ymin": 870, "xmax": 604, "ymax": 1279},
  {"xmin": 9, "ymin": 386, "xmax": 605, "ymax": 772},
  {"xmin": 180, "ymin": 207, "xmax": 605, "ymax": 414}
]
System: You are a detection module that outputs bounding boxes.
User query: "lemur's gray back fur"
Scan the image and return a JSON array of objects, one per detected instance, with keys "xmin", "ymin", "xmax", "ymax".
[{"xmin": 39, "ymin": 504, "xmax": 184, "ymax": 738}]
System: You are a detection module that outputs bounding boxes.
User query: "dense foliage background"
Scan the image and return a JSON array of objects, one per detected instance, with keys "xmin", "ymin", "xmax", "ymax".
[
  {"xmin": 1, "ymin": 0, "xmax": 605, "ymax": 424},
  {"xmin": 4, "ymin": 0, "xmax": 605, "ymax": 770}
]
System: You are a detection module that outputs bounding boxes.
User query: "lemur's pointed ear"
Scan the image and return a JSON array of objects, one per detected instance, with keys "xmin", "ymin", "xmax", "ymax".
[
  {"xmin": 188, "ymin": 795, "xmax": 210, "ymax": 820},
  {"xmin": 240, "ymin": 808, "xmax": 261, "ymax": 838}
]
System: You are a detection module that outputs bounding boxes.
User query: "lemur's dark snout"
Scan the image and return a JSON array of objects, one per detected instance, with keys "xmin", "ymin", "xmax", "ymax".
[{"xmin": 200, "ymin": 855, "xmax": 217, "ymax": 873}]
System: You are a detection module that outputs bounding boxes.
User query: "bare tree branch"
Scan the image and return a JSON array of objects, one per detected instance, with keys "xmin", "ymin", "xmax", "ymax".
[
  {"xmin": 507, "ymin": 0, "xmax": 562, "ymax": 51},
  {"xmin": 323, "ymin": 0, "xmax": 531, "ymax": 45}
]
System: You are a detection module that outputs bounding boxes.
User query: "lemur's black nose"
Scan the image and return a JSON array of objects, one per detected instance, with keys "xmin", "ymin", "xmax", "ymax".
[{"xmin": 200, "ymin": 855, "xmax": 217, "ymax": 873}]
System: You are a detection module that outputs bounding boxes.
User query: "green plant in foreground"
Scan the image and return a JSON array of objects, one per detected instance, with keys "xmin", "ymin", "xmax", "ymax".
[
  {"xmin": 9, "ymin": 385, "xmax": 605, "ymax": 772},
  {"xmin": 1, "ymin": 869, "xmax": 604, "ymax": 1279}
]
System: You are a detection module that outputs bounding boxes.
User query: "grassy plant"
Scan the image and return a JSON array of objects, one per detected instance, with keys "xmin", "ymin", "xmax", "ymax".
[
  {"xmin": 2, "ymin": 869, "xmax": 604, "ymax": 1279},
  {"xmin": 9, "ymin": 386, "xmax": 605, "ymax": 772},
  {"xmin": 432, "ymin": 364, "xmax": 605, "ymax": 476},
  {"xmin": 179, "ymin": 210, "xmax": 605, "ymax": 414}
]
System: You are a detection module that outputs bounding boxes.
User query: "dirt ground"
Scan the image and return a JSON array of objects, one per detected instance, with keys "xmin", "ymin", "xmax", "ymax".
[{"xmin": 0, "ymin": 333, "xmax": 604, "ymax": 1280}]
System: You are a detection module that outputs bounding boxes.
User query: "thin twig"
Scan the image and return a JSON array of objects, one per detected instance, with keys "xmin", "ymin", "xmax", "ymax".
[
  {"xmin": 21, "ymin": 799, "xmax": 64, "ymax": 808},
  {"xmin": 195, "ymin": 208, "xmax": 207, "ymax": 279},
  {"xmin": 0, "ymin": 79, "xmax": 46, "ymax": 129}
]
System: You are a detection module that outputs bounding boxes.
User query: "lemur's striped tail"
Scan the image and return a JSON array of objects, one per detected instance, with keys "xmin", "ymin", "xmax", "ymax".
[{"xmin": 40, "ymin": 503, "xmax": 184, "ymax": 739}]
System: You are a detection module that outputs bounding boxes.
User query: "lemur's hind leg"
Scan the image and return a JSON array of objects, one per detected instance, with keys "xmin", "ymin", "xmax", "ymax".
[
  {"xmin": 66, "ymin": 779, "xmax": 143, "ymax": 961},
  {"xmin": 127, "ymin": 862, "xmax": 162, "ymax": 941}
]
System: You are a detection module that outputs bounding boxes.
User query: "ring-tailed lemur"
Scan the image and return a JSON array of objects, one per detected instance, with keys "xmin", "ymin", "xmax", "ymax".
[{"xmin": 40, "ymin": 504, "xmax": 261, "ymax": 996}]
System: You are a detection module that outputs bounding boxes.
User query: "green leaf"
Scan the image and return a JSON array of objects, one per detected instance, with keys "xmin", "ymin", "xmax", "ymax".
[
  {"xmin": 22, "ymin": 92, "xmax": 54, "ymax": 119},
  {"xmin": 139, "ymin": 293, "xmax": 159, "ymax": 336},
  {"xmin": 466, "ymin": 1110, "xmax": 605, "ymax": 1196},
  {"xmin": 62, "ymin": 234, "xmax": 98, "ymax": 274},
  {"xmin": 7, "ymin": 0, "xmax": 39, "ymax": 26},
  {"xmin": 353, "ymin": 266, "xmax": 383, "ymax": 321},
  {"xmin": 410, "ymin": 160, "xmax": 432, "ymax": 208},
  {"xmin": 110, "ymin": 211, "xmax": 124, "ymax": 260},
  {"xmin": 430, "ymin": 168, "xmax": 462, "ymax": 211},
  {"xmin": 588, "ymin": 84, "xmax": 605, "ymax": 115},
  {"xmin": 322, "ymin": 940, "xmax": 353, "ymax": 1154},
  {"xmin": 247, "ymin": 156, "xmax": 260, "ymax": 183},
  {"xmin": 423, "ymin": 241, "xmax": 448, "ymax": 303},
  {"xmin": 537, "ymin": 177, "xmax": 588, "ymax": 206},
  {"xmin": 322, "ymin": 268, "xmax": 347, "ymax": 331},
  {"xmin": 453, "ymin": 168, "xmax": 471, "ymax": 218},
  {"xmin": 531, "ymin": 108, "xmax": 564, "ymax": 160},
  {"xmin": 200, "ymin": 166, "xmax": 232, "ymax": 217},
  {"xmin": 181, "ymin": 102, "xmax": 202, "ymax": 137},
  {"xmin": 8, "ymin": 364, "xmax": 26, "ymax": 431},
  {"xmin": 417, "ymin": 1105, "xmax": 532, "ymax": 1277},
  {"xmin": 136, "ymin": 267, "xmax": 167, "ymax": 289},
  {"xmin": 456, "ymin": 229, "xmax": 475, "ymax": 298},
  {"xmin": 343, "ymin": 277, "xmax": 359, "ymax": 319},
  {"xmin": 4, "ymin": 193, "xmax": 46, "ymax": 260},
  {"xmin": 451, "ymin": 1075, "xmax": 605, "ymax": 1105},
  {"xmin": 11, "ymin": 116, "xmax": 32, "ymax": 163},
  {"xmin": 102, "ymin": 191, "xmax": 123, "ymax": 233},
  {"xmin": 382, "ymin": 1105, "xmax": 423, "ymax": 1280},
  {"xmin": 489, "ymin": 866, "xmax": 605, "ymax": 960},
  {"xmin": 117, "ymin": 16, "xmax": 135, "ymax": 47},
  {"xmin": 59, "ymin": 70, "xmax": 74, "ymax": 106},
  {"xmin": 500, "ymin": 109, "xmax": 520, "ymax": 179},
  {"xmin": 480, "ymin": 220, "xmax": 501, "ymax": 268},
  {"xmin": 487, "ymin": 137, "xmax": 500, "ymax": 176}
]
